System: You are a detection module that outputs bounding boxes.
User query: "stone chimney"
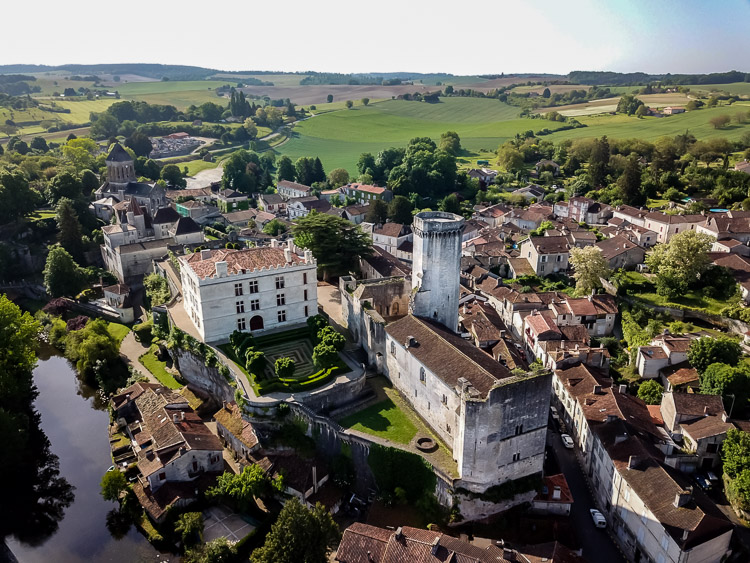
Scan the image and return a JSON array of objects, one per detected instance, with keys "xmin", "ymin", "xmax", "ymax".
[
  {"xmin": 284, "ymin": 248, "xmax": 292, "ymax": 263},
  {"xmin": 271, "ymin": 239, "xmax": 279, "ymax": 248},
  {"xmin": 287, "ymin": 239, "xmax": 294, "ymax": 252},
  {"xmin": 304, "ymin": 249, "xmax": 314, "ymax": 264},
  {"xmin": 200, "ymin": 248, "xmax": 212, "ymax": 260},
  {"xmin": 215, "ymin": 261, "xmax": 228, "ymax": 278},
  {"xmin": 674, "ymin": 488, "xmax": 692, "ymax": 508},
  {"xmin": 394, "ymin": 527, "xmax": 403, "ymax": 539}
]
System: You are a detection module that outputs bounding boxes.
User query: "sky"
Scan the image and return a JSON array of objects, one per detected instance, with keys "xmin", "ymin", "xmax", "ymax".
[{"xmin": 2, "ymin": 0, "xmax": 749, "ymax": 75}]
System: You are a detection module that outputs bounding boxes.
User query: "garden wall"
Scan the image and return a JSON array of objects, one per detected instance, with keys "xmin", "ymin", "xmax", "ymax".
[
  {"xmin": 171, "ymin": 348, "xmax": 235, "ymax": 403},
  {"xmin": 452, "ymin": 490, "xmax": 537, "ymax": 523}
]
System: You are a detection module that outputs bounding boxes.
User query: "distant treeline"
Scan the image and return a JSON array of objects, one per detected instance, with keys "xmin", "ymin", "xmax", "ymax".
[
  {"xmin": 569, "ymin": 70, "xmax": 750, "ymax": 86},
  {"xmin": 0, "ymin": 74, "xmax": 40, "ymax": 96},
  {"xmin": 0, "ymin": 64, "xmax": 218, "ymax": 81}
]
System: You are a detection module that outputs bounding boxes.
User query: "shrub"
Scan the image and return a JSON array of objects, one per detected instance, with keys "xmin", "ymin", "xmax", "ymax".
[
  {"xmin": 275, "ymin": 357, "xmax": 295, "ymax": 379},
  {"xmin": 66, "ymin": 315, "xmax": 89, "ymax": 331},
  {"xmin": 132, "ymin": 320, "xmax": 153, "ymax": 343},
  {"xmin": 313, "ymin": 342, "xmax": 338, "ymax": 369},
  {"xmin": 318, "ymin": 326, "xmax": 346, "ymax": 351}
]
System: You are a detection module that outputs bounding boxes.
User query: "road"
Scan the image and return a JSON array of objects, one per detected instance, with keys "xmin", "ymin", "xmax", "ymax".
[{"xmin": 546, "ymin": 428, "xmax": 626, "ymax": 562}]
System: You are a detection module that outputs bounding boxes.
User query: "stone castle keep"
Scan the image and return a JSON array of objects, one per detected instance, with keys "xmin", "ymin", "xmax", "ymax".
[{"xmin": 342, "ymin": 211, "xmax": 551, "ymax": 499}]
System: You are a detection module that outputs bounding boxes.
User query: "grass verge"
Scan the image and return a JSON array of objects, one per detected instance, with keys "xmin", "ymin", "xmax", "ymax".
[
  {"xmin": 139, "ymin": 346, "xmax": 182, "ymax": 389},
  {"xmin": 107, "ymin": 322, "xmax": 131, "ymax": 346}
]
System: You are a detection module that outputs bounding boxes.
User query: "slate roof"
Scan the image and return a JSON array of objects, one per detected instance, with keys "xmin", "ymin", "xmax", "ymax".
[
  {"xmin": 106, "ymin": 142, "xmax": 132, "ymax": 162},
  {"xmin": 259, "ymin": 193, "xmax": 284, "ymax": 205},
  {"xmin": 103, "ymin": 283, "xmax": 130, "ymax": 295},
  {"xmin": 152, "ymin": 206, "xmax": 181, "ymax": 224},
  {"xmin": 386, "ymin": 315, "xmax": 515, "ymax": 397},
  {"xmin": 173, "ymin": 216, "xmax": 201, "ymax": 235}
]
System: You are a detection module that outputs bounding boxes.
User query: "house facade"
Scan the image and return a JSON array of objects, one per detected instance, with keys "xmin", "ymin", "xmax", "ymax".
[{"xmin": 179, "ymin": 241, "xmax": 318, "ymax": 342}]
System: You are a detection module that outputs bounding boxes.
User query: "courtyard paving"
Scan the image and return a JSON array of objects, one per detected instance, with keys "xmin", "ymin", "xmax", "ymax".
[{"xmin": 202, "ymin": 505, "xmax": 255, "ymax": 543}]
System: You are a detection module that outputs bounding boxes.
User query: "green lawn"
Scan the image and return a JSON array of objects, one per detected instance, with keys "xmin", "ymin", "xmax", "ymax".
[
  {"xmin": 623, "ymin": 271, "xmax": 735, "ymax": 316},
  {"xmin": 183, "ymin": 159, "xmax": 219, "ymax": 176},
  {"xmin": 107, "ymin": 322, "xmax": 130, "ymax": 346},
  {"xmin": 139, "ymin": 346, "xmax": 182, "ymax": 389},
  {"xmin": 340, "ymin": 397, "xmax": 418, "ymax": 444}
]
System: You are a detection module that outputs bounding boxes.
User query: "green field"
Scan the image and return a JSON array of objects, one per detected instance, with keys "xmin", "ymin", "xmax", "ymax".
[{"xmin": 275, "ymin": 97, "xmax": 566, "ymax": 172}]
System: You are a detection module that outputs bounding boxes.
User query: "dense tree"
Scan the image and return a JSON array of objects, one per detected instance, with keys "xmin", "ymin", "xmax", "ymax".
[
  {"xmin": 294, "ymin": 157, "xmax": 316, "ymax": 186},
  {"xmin": 80, "ymin": 169, "xmax": 100, "ymax": 193},
  {"xmin": 30, "ymin": 136, "xmax": 48, "ymax": 152},
  {"xmin": 276, "ymin": 155, "xmax": 296, "ymax": 183},
  {"xmin": 345, "ymin": 100, "xmax": 353, "ymax": 109},
  {"xmin": 616, "ymin": 94, "xmax": 645, "ymax": 115},
  {"xmin": 262, "ymin": 218, "xmax": 287, "ymax": 236},
  {"xmin": 617, "ymin": 154, "xmax": 644, "ymax": 205},
  {"xmin": 439, "ymin": 131, "xmax": 461, "ymax": 156},
  {"xmin": 710, "ymin": 114, "xmax": 732, "ymax": 129},
  {"xmin": 143, "ymin": 273, "xmax": 170, "ymax": 307},
  {"xmin": 43, "ymin": 246, "xmax": 84, "ymax": 297},
  {"xmin": 646, "ymin": 231, "xmax": 713, "ymax": 298},
  {"xmin": 175, "ymin": 512, "xmax": 204, "ymax": 546},
  {"xmin": 56, "ymin": 198, "xmax": 84, "ymax": 260},
  {"xmin": 100, "ymin": 470, "xmax": 128, "ymax": 502},
  {"xmin": 47, "ymin": 171, "xmax": 83, "ymax": 204},
  {"xmin": 361, "ymin": 97, "xmax": 370, "ymax": 106},
  {"xmin": 250, "ymin": 498, "xmax": 339, "ymax": 563},
  {"xmin": 312, "ymin": 157, "xmax": 326, "ymax": 183},
  {"xmin": 722, "ymin": 428, "xmax": 750, "ymax": 479},
  {"xmin": 438, "ymin": 193, "xmax": 461, "ymax": 214},
  {"xmin": 293, "ymin": 212, "xmax": 373, "ymax": 279},
  {"xmin": 700, "ymin": 362, "xmax": 749, "ymax": 414},
  {"xmin": 125, "ymin": 131, "xmax": 153, "ymax": 157},
  {"xmin": 327, "ymin": 168, "xmax": 349, "ymax": 188},
  {"xmin": 221, "ymin": 150, "xmax": 257, "ymax": 193},
  {"xmin": 569, "ymin": 246, "xmax": 610, "ymax": 294},
  {"xmin": 0, "ymin": 166, "xmax": 37, "ymax": 224},
  {"xmin": 184, "ymin": 537, "xmax": 237, "ymax": 563},
  {"xmin": 62, "ymin": 137, "xmax": 98, "ymax": 171},
  {"xmin": 317, "ymin": 326, "xmax": 346, "ymax": 351},
  {"xmin": 588, "ymin": 136, "xmax": 611, "ymax": 186},
  {"xmin": 387, "ymin": 195, "xmax": 413, "ymax": 224},
  {"xmin": 0, "ymin": 295, "xmax": 40, "ymax": 411},
  {"xmin": 542, "ymin": 87, "xmax": 551, "ymax": 98},
  {"xmin": 497, "ymin": 143, "xmax": 524, "ymax": 172},
  {"xmin": 313, "ymin": 343, "xmax": 338, "ymax": 369},
  {"xmin": 161, "ymin": 164, "xmax": 185, "ymax": 187},
  {"xmin": 637, "ymin": 380, "xmax": 663, "ymax": 405},
  {"xmin": 388, "ymin": 137, "xmax": 456, "ymax": 199},
  {"xmin": 365, "ymin": 199, "xmax": 388, "ymax": 223},
  {"xmin": 64, "ymin": 319, "xmax": 120, "ymax": 383},
  {"xmin": 688, "ymin": 337, "xmax": 742, "ymax": 375},
  {"xmin": 90, "ymin": 112, "xmax": 120, "ymax": 138},
  {"xmin": 243, "ymin": 118, "xmax": 258, "ymax": 139},
  {"xmin": 275, "ymin": 357, "xmax": 295, "ymax": 379}
]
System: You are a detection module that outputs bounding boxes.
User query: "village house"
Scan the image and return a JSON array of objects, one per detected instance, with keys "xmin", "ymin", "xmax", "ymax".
[
  {"xmin": 213, "ymin": 401, "xmax": 261, "ymax": 462},
  {"xmin": 335, "ymin": 523, "xmax": 585, "ymax": 563},
  {"xmin": 466, "ymin": 167, "xmax": 499, "ymax": 187},
  {"xmin": 660, "ymin": 392, "xmax": 731, "ymax": 471},
  {"xmin": 276, "ymin": 179, "xmax": 312, "ymax": 200},
  {"xmin": 370, "ymin": 222, "xmax": 414, "ymax": 261},
  {"xmin": 697, "ymin": 212, "xmax": 750, "ymax": 243},
  {"xmin": 551, "ymin": 365, "xmax": 733, "ymax": 562},
  {"xmin": 503, "ymin": 204, "xmax": 555, "ymax": 231},
  {"xmin": 636, "ymin": 334, "xmax": 695, "ymax": 379},
  {"xmin": 510, "ymin": 184, "xmax": 545, "ymax": 202},
  {"xmin": 102, "ymin": 283, "xmax": 135, "ymax": 323},
  {"xmin": 179, "ymin": 240, "xmax": 318, "ymax": 342},
  {"xmin": 287, "ymin": 196, "xmax": 331, "ymax": 219},
  {"xmin": 257, "ymin": 192, "xmax": 286, "ymax": 214},
  {"xmin": 531, "ymin": 474, "xmax": 573, "ymax": 516},
  {"xmin": 643, "ymin": 212, "xmax": 706, "ymax": 244},
  {"xmin": 166, "ymin": 187, "xmax": 214, "ymax": 204},
  {"xmin": 554, "ymin": 196, "xmax": 612, "ymax": 224},
  {"xmin": 175, "ymin": 199, "xmax": 214, "ymax": 221},
  {"xmin": 474, "ymin": 203, "xmax": 511, "ymax": 227},
  {"xmin": 612, "ymin": 205, "xmax": 649, "ymax": 228},
  {"xmin": 339, "ymin": 182, "xmax": 393, "ymax": 203},
  {"xmin": 520, "ymin": 235, "xmax": 571, "ymax": 275},
  {"xmin": 215, "ymin": 189, "xmax": 249, "ymax": 212},
  {"xmin": 708, "ymin": 252, "xmax": 750, "ymax": 302},
  {"xmin": 663, "ymin": 106, "xmax": 686, "ymax": 115},
  {"xmin": 359, "ymin": 246, "xmax": 412, "ymax": 279},
  {"xmin": 596, "ymin": 235, "xmax": 646, "ymax": 269},
  {"xmin": 535, "ymin": 159, "xmax": 560, "ymax": 176}
]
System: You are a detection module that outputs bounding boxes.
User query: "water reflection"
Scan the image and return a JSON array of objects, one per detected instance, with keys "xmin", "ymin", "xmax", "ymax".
[{"xmin": 5, "ymin": 348, "xmax": 173, "ymax": 562}]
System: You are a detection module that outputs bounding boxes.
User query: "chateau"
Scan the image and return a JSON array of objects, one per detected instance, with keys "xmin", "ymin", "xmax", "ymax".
[
  {"xmin": 179, "ymin": 240, "xmax": 318, "ymax": 343},
  {"xmin": 342, "ymin": 212, "xmax": 550, "ymax": 494}
]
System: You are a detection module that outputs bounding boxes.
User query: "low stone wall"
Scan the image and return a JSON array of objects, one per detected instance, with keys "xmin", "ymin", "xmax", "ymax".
[{"xmin": 452, "ymin": 490, "xmax": 537, "ymax": 523}]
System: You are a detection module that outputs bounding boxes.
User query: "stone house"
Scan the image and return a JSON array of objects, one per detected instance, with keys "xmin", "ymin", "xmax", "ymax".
[
  {"xmin": 371, "ymin": 222, "xmax": 414, "ymax": 260},
  {"xmin": 339, "ymin": 182, "xmax": 393, "ymax": 204},
  {"xmin": 287, "ymin": 196, "xmax": 331, "ymax": 219},
  {"xmin": 103, "ymin": 283, "xmax": 135, "ymax": 323},
  {"xmin": 179, "ymin": 241, "xmax": 318, "ymax": 342},
  {"xmin": 520, "ymin": 235, "xmax": 571, "ymax": 276},
  {"xmin": 596, "ymin": 235, "xmax": 646, "ymax": 269},
  {"xmin": 697, "ymin": 213, "xmax": 750, "ymax": 244},
  {"xmin": 257, "ymin": 193, "xmax": 286, "ymax": 214},
  {"xmin": 531, "ymin": 474, "xmax": 573, "ymax": 516},
  {"xmin": 213, "ymin": 401, "xmax": 260, "ymax": 462},
  {"xmin": 276, "ymin": 180, "xmax": 312, "ymax": 200},
  {"xmin": 643, "ymin": 212, "xmax": 706, "ymax": 244},
  {"xmin": 215, "ymin": 189, "xmax": 249, "ymax": 212},
  {"xmin": 511, "ymin": 184, "xmax": 545, "ymax": 202},
  {"xmin": 636, "ymin": 335, "xmax": 693, "ymax": 379}
]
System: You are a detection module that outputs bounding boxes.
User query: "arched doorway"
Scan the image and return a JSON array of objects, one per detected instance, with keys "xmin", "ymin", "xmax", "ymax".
[{"xmin": 250, "ymin": 315, "xmax": 264, "ymax": 331}]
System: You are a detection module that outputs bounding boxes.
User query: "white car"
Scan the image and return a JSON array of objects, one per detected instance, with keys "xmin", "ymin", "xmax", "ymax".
[
  {"xmin": 590, "ymin": 509, "xmax": 606, "ymax": 528},
  {"xmin": 561, "ymin": 434, "xmax": 574, "ymax": 449}
]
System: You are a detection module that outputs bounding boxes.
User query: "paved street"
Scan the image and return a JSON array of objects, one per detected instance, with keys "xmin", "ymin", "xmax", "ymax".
[{"xmin": 546, "ymin": 429, "xmax": 625, "ymax": 562}]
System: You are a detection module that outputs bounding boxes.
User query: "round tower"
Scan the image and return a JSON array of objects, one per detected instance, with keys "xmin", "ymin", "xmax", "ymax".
[{"xmin": 410, "ymin": 211, "xmax": 465, "ymax": 332}]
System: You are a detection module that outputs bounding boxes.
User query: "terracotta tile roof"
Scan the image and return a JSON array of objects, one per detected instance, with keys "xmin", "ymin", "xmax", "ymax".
[
  {"xmin": 348, "ymin": 183, "xmax": 386, "ymax": 195},
  {"xmin": 386, "ymin": 315, "xmax": 515, "ymax": 398},
  {"xmin": 644, "ymin": 212, "xmax": 705, "ymax": 224},
  {"xmin": 259, "ymin": 193, "xmax": 284, "ymax": 204},
  {"xmin": 639, "ymin": 345, "xmax": 668, "ymax": 360},
  {"xmin": 183, "ymin": 247, "xmax": 305, "ymax": 279},
  {"xmin": 528, "ymin": 235, "xmax": 570, "ymax": 254},
  {"xmin": 336, "ymin": 522, "xmax": 391, "ymax": 563},
  {"xmin": 565, "ymin": 297, "xmax": 598, "ymax": 317},
  {"xmin": 213, "ymin": 401, "xmax": 259, "ymax": 450},
  {"xmin": 681, "ymin": 416, "xmax": 732, "ymax": 441},
  {"xmin": 526, "ymin": 310, "xmax": 561, "ymax": 339},
  {"xmin": 534, "ymin": 473, "xmax": 573, "ymax": 504},
  {"xmin": 647, "ymin": 405, "xmax": 664, "ymax": 426},
  {"xmin": 103, "ymin": 283, "xmax": 130, "ymax": 295},
  {"xmin": 672, "ymin": 393, "xmax": 726, "ymax": 418},
  {"xmin": 596, "ymin": 234, "xmax": 643, "ymax": 259},
  {"xmin": 560, "ymin": 324, "xmax": 590, "ymax": 344},
  {"xmin": 362, "ymin": 246, "xmax": 411, "ymax": 277},
  {"xmin": 461, "ymin": 302, "xmax": 505, "ymax": 343},
  {"xmin": 666, "ymin": 366, "xmax": 700, "ymax": 387},
  {"xmin": 508, "ymin": 257, "xmax": 535, "ymax": 276},
  {"xmin": 374, "ymin": 222, "xmax": 410, "ymax": 238}
]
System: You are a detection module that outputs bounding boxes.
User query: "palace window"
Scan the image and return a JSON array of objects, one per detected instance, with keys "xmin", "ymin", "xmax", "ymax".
[
  {"xmin": 237, "ymin": 318, "xmax": 246, "ymax": 331},
  {"xmin": 512, "ymin": 452, "xmax": 521, "ymax": 462},
  {"xmin": 442, "ymin": 394, "xmax": 447, "ymax": 405},
  {"xmin": 249, "ymin": 280, "xmax": 258, "ymax": 293},
  {"xmin": 236, "ymin": 301, "xmax": 245, "ymax": 314},
  {"xmin": 250, "ymin": 299, "xmax": 260, "ymax": 311},
  {"xmin": 304, "ymin": 289, "xmax": 308, "ymax": 301},
  {"xmin": 277, "ymin": 293, "xmax": 286, "ymax": 306},
  {"xmin": 277, "ymin": 310, "xmax": 287, "ymax": 322},
  {"xmin": 234, "ymin": 283, "xmax": 243, "ymax": 296},
  {"xmin": 419, "ymin": 367, "xmax": 426, "ymax": 383},
  {"xmin": 303, "ymin": 272, "xmax": 308, "ymax": 284},
  {"xmin": 275, "ymin": 276, "xmax": 285, "ymax": 289}
]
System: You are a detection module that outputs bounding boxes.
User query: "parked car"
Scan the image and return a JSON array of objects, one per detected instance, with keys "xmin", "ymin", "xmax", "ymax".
[
  {"xmin": 561, "ymin": 434, "xmax": 574, "ymax": 449},
  {"xmin": 590, "ymin": 509, "xmax": 606, "ymax": 528},
  {"xmin": 694, "ymin": 474, "xmax": 712, "ymax": 491}
]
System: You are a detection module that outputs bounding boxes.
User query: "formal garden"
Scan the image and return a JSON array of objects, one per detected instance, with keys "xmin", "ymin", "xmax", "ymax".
[{"xmin": 220, "ymin": 315, "xmax": 350, "ymax": 395}]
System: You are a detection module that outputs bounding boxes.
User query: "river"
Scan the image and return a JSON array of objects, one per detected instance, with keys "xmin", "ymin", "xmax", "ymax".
[{"xmin": 5, "ymin": 348, "xmax": 176, "ymax": 563}]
